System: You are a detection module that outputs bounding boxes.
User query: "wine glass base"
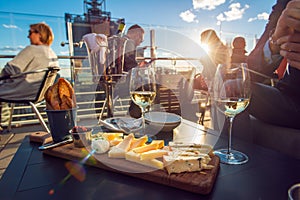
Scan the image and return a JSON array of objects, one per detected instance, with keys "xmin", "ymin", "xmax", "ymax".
[{"xmin": 214, "ymin": 149, "xmax": 248, "ymax": 165}]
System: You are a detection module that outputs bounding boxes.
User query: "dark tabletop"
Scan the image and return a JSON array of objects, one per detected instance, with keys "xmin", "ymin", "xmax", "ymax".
[{"xmin": 0, "ymin": 123, "xmax": 300, "ymax": 200}]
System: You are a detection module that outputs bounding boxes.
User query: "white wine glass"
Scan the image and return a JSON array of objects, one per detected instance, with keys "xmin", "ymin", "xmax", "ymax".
[
  {"xmin": 129, "ymin": 67, "xmax": 156, "ymax": 137},
  {"xmin": 212, "ymin": 63, "xmax": 251, "ymax": 165}
]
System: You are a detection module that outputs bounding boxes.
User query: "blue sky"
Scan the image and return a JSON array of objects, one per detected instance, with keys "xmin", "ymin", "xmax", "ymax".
[
  {"xmin": 0, "ymin": 0, "xmax": 275, "ymax": 43},
  {"xmin": 0, "ymin": 0, "xmax": 276, "ymax": 74}
]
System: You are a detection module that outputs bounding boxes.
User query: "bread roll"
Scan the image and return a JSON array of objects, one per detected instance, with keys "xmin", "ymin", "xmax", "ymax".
[{"xmin": 44, "ymin": 78, "xmax": 76, "ymax": 110}]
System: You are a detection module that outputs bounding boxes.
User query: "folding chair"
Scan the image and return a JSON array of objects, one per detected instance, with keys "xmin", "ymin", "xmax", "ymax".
[{"xmin": 0, "ymin": 66, "xmax": 60, "ymax": 133}]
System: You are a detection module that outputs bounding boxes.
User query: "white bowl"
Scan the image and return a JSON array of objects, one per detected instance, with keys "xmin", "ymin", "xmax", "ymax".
[{"xmin": 144, "ymin": 111, "xmax": 181, "ymax": 132}]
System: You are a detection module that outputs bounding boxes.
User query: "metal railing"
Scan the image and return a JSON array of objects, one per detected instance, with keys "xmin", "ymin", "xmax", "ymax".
[{"xmin": 1, "ymin": 55, "xmax": 204, "ymax": 128}]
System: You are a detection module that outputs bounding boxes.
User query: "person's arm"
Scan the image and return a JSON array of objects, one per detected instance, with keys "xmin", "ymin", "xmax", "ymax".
[
  {"xmin": 123, "ymin": 40, "xmax": 138, "ymax": 72},
  {"xmin": 3, "ymin": 46, "xmax": 35, "ymax": 75},
  {"xmin": 247, "ymin": 0, "xmax": 287, "ymax": 82},
  {"xmin": 274, "ymin": 0, "xmax": 300, "ymax": 70}
]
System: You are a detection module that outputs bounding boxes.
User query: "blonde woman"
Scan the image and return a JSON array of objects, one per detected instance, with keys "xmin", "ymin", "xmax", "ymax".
[{"xmin": 0, "ymin": 22, "xmax": 59, "ymax": 131}]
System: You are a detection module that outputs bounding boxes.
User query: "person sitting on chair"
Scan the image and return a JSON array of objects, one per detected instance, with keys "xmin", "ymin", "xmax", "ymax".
[
  {"xmin": 231, "ymin": 36, "xmax": 248, "ymax": 63},
  {"xmin": 246, "ymin": 0, "xmax": 300, "ymax": 129},
  {"xmin": 0, "ymin": 22, "xmax": 59, "ymax": 132}
]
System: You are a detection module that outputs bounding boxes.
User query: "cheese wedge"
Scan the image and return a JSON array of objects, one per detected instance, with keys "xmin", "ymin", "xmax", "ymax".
[
  {"xmin": 163, "ymin": 142, "xmax": 214, "ymax": 174},
  {"xmin": 163, "ymin": 155, "xmax": 202, "ymax": 174},
  {"xmin": 101, "ymin": 132, "xmax": 123, "ymax": 141},
  {"xmin": 108, "ymin": 146, "xmax": 126, "ymax": 158},
  {"xmin": 116, "ymin": 133, "xmax": 134, "ymax": 151},
  {"xmin": 109, "ymin": 138, "xmax": 123, "ymax": 146},
  {"xmin": 168, "ymin": 142, "xmax": 212, "ymax": 150},
  {"xmin": 129, "ymin": 135, "xmax": 148, "ymax": 150},
  {"xmin": 132, "ymin": 143, "xmax": 159, "ymax": 153},
  {"xmin": 140, "ymin": 149, "xmax": 168, "ymax": 160},
  {"xmin": 151, "ymin": 140, "xmax": 165, "ymax": 149},
  {"xmin": 168, "ymin": 142, "xmax": 213, "ymax": 156},
  {"xmin": 108, "ymin": 133, "xmax": 134, "ymax": 158},
  {"xmin": 125, "ymin": 151, "xmax": 163, "ymax": 169}
]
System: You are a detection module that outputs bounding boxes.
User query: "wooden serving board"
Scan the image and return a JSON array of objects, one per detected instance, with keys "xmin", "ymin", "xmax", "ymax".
[{"xmin": 43, "ymin": 143, "xmax": 220, "ymax": 194}]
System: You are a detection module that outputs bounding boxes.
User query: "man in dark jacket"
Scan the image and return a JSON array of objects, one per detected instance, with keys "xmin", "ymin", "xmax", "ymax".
[{"xmin": 247, "ymin": 0, "xmax": 300, "ymax": 129}]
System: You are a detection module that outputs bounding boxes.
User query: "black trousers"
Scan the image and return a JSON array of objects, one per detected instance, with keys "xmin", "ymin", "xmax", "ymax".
[{"xmin": 248, "ymin": 82, "xmax": 300, "ymax": 129}]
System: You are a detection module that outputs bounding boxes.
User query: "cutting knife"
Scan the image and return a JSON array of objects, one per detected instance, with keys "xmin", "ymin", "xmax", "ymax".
[{"xmin": 38, "ymin": 137, "xmax": 73, "ymax": 150}]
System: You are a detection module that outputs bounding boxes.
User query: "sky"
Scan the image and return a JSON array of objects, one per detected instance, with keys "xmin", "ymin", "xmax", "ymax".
[{"xmin": 0, "ymin": 0, "xmax": 276, "ymax": 74}]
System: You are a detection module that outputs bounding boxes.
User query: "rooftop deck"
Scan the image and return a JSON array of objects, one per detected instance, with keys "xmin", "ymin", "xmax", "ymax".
[{"xmin": 0, "ymin": 124, "xmax": 44, "ymax": 179}]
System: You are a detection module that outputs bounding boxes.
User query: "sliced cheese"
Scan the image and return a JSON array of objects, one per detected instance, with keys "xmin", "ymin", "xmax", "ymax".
[
  {"xmin": 140, "ymin": 149, "xmax": 168, "ymax": 160},
  {"xmin": 108, "ymin": 133, "xmax": 134, "ymax": 158},
  {"xmin": 116, "ymin": 133, "xmax": 134, "ymax": 151},
  {"xmin": 125, "ymin": 151, "xmax": 163, "ymax": 169},
  {"xmin": 101, "ymin": 132, "xmax": 123, "ymax": 141},
  {"xmin": 163, "ymin": 142, "xmax": 213, "ymax": 174},
  {"xmin": 108, "ymin": 146, "xmax": 126, "ymax": 158},
  {"xmin": 132, "ymin": 143, "xmax": 159, "ymax": 153},
  {"xmin": 163, "ymin": 155, "xmax": 203, "ymax": 174},
  {"xmin": 168, "ymin": 149, "xmax": 210, "ymax": 157},
  {"xmin": 129, "ymin": 135, "xmax": 148, "ymax": 150},
  {"xmin": 168, "ymin": 142, "xmax": 213, "ymax": 155},
  {"xmin": 109, "ymin": 138, "xmax": 122, "ymax": 146},
  {"xmin": 163, "ymin": 151, "xmax": 211, "ymax": 174},
  {"xmin": 169, "ymin": 141, "xmax": 212, "ymax": 150},
  {"xmin": 151, "ymin": 140, "xmax": 165, "ymax": 149}
]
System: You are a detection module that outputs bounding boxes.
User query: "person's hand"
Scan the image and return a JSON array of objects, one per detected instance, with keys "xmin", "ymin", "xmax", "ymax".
[
  {"xmin": 273, "ymin": 0, "xmax": 300, "ymax": 38},
  {"xmin": 274, "ymin": 0, "xmax": 300, "ymax": 70},
  {"xmin": 278, "ymin": 31, "xmax": 300, "ymax": 70}
]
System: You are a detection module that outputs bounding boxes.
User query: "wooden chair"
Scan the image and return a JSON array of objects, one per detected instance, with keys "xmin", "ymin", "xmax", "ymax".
[{"xmin": 0, "ymin": 66, "xmax": 60, "ymax": 133}]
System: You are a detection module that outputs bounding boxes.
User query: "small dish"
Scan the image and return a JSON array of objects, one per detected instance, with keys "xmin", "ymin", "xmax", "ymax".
[
  {"xmin": 144, "ymin": 111, "xmax": 181, "ymax": 132},
  {"xmin": 103, "ymin": 117, "xmax": 142, "ymax": 134},
  {"xmin": 69, "ymin": 126, "xmax": 93, "ymax": 148}
]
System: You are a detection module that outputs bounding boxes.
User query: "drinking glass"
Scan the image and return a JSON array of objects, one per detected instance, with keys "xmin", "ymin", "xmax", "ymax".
[
  {"xmin": 288, "ymin": 183, "xmax": 300, "ymax": 200},
  {"xmin": 212, "ymin": 63, "xmax": 251, "ymax": 165},
  {"xmin": 129, "ymin": 67, "xmax": 156, "ymax": 136}
]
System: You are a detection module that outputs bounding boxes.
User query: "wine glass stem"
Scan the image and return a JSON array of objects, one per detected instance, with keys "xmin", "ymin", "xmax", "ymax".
[
  {"xmin": 227, "ymin": 116, "xmax": 234, "ymax": 154},
  {"xmin": 141, "ymin": 107, "xmax": 146, "ymax": 135}
]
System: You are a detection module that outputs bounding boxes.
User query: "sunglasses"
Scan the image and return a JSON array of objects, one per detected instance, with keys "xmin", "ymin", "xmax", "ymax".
[{"xmin": 28, "ymin": 30, "xmax": 39, "ymax": 36}]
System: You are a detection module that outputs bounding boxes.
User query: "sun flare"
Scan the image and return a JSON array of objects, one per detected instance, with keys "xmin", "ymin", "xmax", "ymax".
[{"xmin": 201, "ymin": 43, "xmax": 211, "ymax": 54}]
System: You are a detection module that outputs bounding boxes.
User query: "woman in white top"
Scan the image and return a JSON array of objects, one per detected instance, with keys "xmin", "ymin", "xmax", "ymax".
[{"xmin": 0, "ymin": 22, "xmax": 59, "ymax": 130}]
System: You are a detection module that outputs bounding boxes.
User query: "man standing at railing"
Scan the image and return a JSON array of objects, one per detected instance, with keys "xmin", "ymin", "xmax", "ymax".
[{"xmin": 95, "ymin": 24, "xmax": 145, "ymax": 118}]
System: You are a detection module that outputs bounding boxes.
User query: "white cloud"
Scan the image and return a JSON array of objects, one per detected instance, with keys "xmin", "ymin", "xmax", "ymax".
[
  {"xmin": 179, "ymin": 10, "xmax": 197, "ymax": 23},
  {"xmin": 193, "ymin": 0, "xmax": 226, "ymax": 10},
  {"xmin": 248, "ymin": 12, "xmax": 269, "ymax": 22},
  {"xmin": 3, "ymin": 24, "xmax": 19, "ymax": 29},
  {"xmin": 0, "ymin": 45, "xmax": 24, "ymax": 52},
  {"xmin": 217, "ymin": 3, "xmax": 249, "ymax": 22},
  {"xmin": 60, "ymin": 51, "xmax": 70, "ymax": 55}
]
